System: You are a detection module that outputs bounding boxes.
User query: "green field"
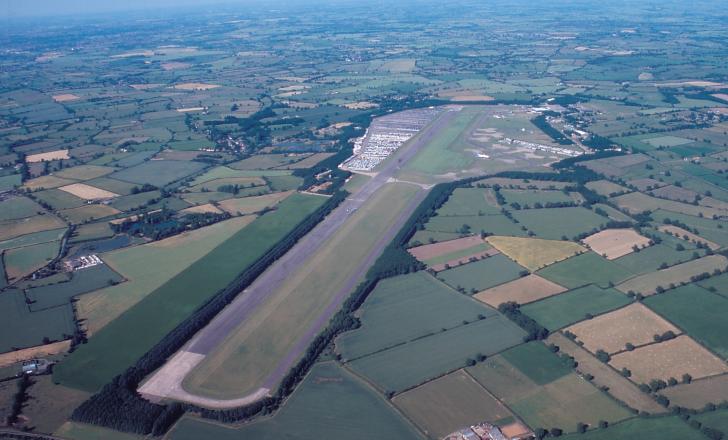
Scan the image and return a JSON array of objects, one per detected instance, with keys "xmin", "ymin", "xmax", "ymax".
[
  {"xmin": 32, "ymin": 188, "xmax": 87, "ymax": 210},
  {"xmin": 437, "ymin": 254, "xmax": 525, "ymax": 293},
  {"xmin": 169, "ymin": 362, "xmax": 421, "ymax": 440},
  {"xmin": 393, "ymin": 369, "xmax": 514, "ymax": 439},
  {"xmin": 501, "ymin": 189, "xmax": 576, "ymax": 207},
  {"xmin": 468, "ymin": 348, "xmax": 632, "ymax": 433},
  {"xmin": 500, "ymin": 341, "xmax": 573, "ymax": 385},
  {"xmin": 537, "ymin": 252, "xmax": 635, "ymax": 289},
  {"xmin": 510, "ymin": 207, "xmax": 606, "ymax": 240},
  {"xmin": 3, "ymin": 239, "xmax": 61, "ymax": 280},
  {"xmin": 645, "ymin": 284, "xmax": 728, "ymax": 358},
  {"xmin": 76, "ymin": 215, "xmax": 257, "ymax": 335},
  {"xmin": 0, "ymin": 196, "xmax": 45, "ymax": 221},
  {"xmin": 559, "ymin": 416, "xmax": 704, "ymax": 440},
  {"xmin": 613, "ymin": 242, "xmax": 702, "ymax": 275},
  {"xmin": 424, "ymin": 213, "xmax": 526, "ymax": 237},
  {"xmin": 336, "ymin": 272, "xmax": 495, "ymax": 360},
  {"xmin": 403, "ymin": 108, "xmax": 477, "ymax": 177},
  {"xmin": 616, "ymin": 255, "xmax": 728, "ymax": 295},
  {"xmin": 110, "ymin": 160, "xmax": 207, "ymax": 187},
  {"xmin": 25, "ymin": 264, "xmax": 123, "ymax": 311},
  {"xmin": 0, "ymin": 291, "xmax": 75, "ymax": 352},
  {"xmin": 348, "ymin": 315, "xmax": 526, "ymax": 393},
  {"xmin": 694, "ymin": 409, "xmax": 728, "ymax": 434},
  {"xmin": 436, "ymin": 187, "xmax": 501, "ymax": 216},
  {"xmin": 54, "ymin": 193, "xmax": 324, "ymax": 392},
  {"xmin": 521, "ymin": 285, "xmax": 632, "ymax": 331}
]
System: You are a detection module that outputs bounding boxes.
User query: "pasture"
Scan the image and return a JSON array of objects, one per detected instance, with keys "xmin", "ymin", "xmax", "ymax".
[
  {"xmin": 645, "ymin": 284, "xmax": 728, "ymax": 358},
  {"xmin": 612, "ymin": 191, "xmax": 723, "ymax": 219},
  {"xmin": 59, "ymin": 204, "xmax": 121, "ymax": 224},
  {"xmin": 547, "ymin": 333, "xmax": 666, "ymax": 413},
  {"xmin": 3, "ymin": 239, "xmax": 61, "ymax": 280},
  {"xmin": 393, "ymin": 370, "xmax": 514, "ymax": 439},
  {"xmin": 0, "ymin": 215, "xmax": 66, "ymax": 242},
  {"xmin": 559, "ymin": 416, "xmax": 706, "ymax": 440},
  {"xmin": 55, "ymin": 194, "xmax": 324, "ymax": 392},
  {"xmin": 348, "ymin": 315, "xmax": 526, "ymax": 394},
  {"xmin": 474, "ymin": 274, "xmax": 567, "ymax": 307},
  {"xmin": 437, "ymin": 253, "xmax": 525, "ymax": 293},
  {"xmin": 170, "ymin": 362, "xmax": 421, "ymax": 440},
  {"xmin": 615, "ymin": 255, "xmax": 728, "ymax": 295},
  {"xmin": 582, "ymin": 229, "xmax": 651, "ymax": 260},
  {"xmin": 486, "ymin": 235, "xmax": 585, "ymax": 271},
  {"xmin": 76, "ymin": 216, "xmax": 257, "ymax": 335},
  {"xmin": 335, "ymin": 272, "xmax": 494, "ymax": 360},
  {"xmin": 500, "ymin": 189, "xmax": 577, "ymax": 207},
  {"xmin": 537, "ymin": 252, "xmax": 636, "ymax": 289},
  {"xmin": 0, "ymin": 291, "xmax": 75, "ymax": 352},
  {"xmin": 468, "ymin": 346, "xmax": 632, "ymax": 432},
  {"xmin": 663, "ymin": 374, "xmax": 728, "ymax": 409},
  {"xmin": 565, "ymin": 302, "xmax": 680, "ymax": 354},
  {"xmin": 217, "ymin": 191, "xmax": 292, "ymax": 215},
  {"xmin": 436, "ymin": 187, "xmax": 501, "ymax": 216},
  {"xmin": 0, "ymin": 196, "xmax": 45, "ymax": 221},
  {"xmin": 510, "ymin": 207, "xmax": 607, "ymax": 240},
  {"xmin": 110, "ymin": 160, "xmax": 207, "ymax": 187},
  {"xmin": 521, "ymin": 284, "xmax": 632, "ymax": 331},
  {"xmin": 610, "ymin": 336, "xmax": 728, "ymax": 383}
]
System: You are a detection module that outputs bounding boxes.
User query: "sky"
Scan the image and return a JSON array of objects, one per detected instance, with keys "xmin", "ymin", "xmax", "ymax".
[{"xmin": 0, "ymin": 0, "xmax": 251, "ymax": 18}]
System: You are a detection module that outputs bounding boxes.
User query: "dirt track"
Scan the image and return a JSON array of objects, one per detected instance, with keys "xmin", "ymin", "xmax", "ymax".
[{"xmin": 139, "ymin": 108, "xmax": 459, "ymax": 407}]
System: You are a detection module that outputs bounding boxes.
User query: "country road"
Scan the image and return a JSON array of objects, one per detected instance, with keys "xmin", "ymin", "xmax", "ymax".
[{"xmin": 139, "ymin": 107, "xmax": 459, "ymax": 407}]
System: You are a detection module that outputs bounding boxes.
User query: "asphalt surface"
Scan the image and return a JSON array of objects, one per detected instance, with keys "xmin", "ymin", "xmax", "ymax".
[{"xmin": 145, "ymin": 107, "xmax": 459, "ymax": 406}]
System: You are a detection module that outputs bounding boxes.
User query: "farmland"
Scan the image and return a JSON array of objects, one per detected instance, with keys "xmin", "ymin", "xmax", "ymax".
[
  {"xmin": 610, "ymin": 336, "xmax": 728, "ymax": 383},
  {"xmin": 335, "ymin": 272, "xmax": 494, "ymax": 360},
  {"xmin": 486, "ymin": 236, "xmax": 585, "ymax": 271},
  {"xmin": 4, "ymin": 0, "xmax": 728, "ymax": 438},
  {"xmin": 521, "ymin": 284, "xmax": 632, "ymax": 331},
  {"xmin": 54, "ymin": 194, "xmax": 324, "ymax": 392},
  {"xmin": 393, "ymin": 370, "xmax": 514, "ymax": 439},
  {"xmin": 169, "ymin": 362, "xmax": 421, "ymax": 440},
  {"xmin": 474, "ymin": 274, "xmax": 567, "ymax": 307},
  {"xmin": 348, "ymin": 315, "xmax": 526, "ymax": 394},
  {"xmin": 565, "ymin": 303, "xmax": 680, "ymax": 355}
]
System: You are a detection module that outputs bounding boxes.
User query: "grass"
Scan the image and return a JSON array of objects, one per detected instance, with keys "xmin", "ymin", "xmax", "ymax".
[
  {"xmin": 424, "ymin": 213, "xmax": 527, "ymax": 237},
  {"xmin": 3, "ymin": 240, "xmax": 61, "ymax": 280},
  {"xmin": 25, "ymin": 263, "xmax": 123, "ymax": 311},
  {"xmin": 0, "ymin": 214, "xmax": 67, "ymax": 242},
  {"xmin": 0, "ymin": 196, "xmax": 45, "ymax": 221},
  {"xmin": 348, "ymin": 315, "xmax": 526, "ymax": 394},
  {"xmin": 510, "ymin": 207, "xmax": 606, "ymax": 240},
  {"xmin": 0, "ymin": 291, "xmax": 75, "ymax": 352},
  {"xmin": 54, "ymin": 422, "xmax": 144, "ymax": 440},
  {"xmin": 437, "ymin": 254, "xmax": 525, "ymax": 293},
  {"xmin": 616, "ymin": 255, "xmax": 728, "ymax": 295},
  {"xmin": 59, "ymin": 204, "xmax": 121, "ymax": 224},
  {"xmin": 501, "ymin": 189, "xmax": 575, "ymax": 207},
  {"xmin": 32, "ymin": 188, "xmax": 87, "ymax": 210},
  {"xmin": 468, "ymin": 349, "xmax": 632, "ymax": 432},
  {"xmin": 500, "ymin": 341, "xmax": 572, "ymax": 385},
  {"xmin": 486, "ymin": 236, "xmax": 585, "ymax": 271},
  {"xmin": 645, "ymin": 284, "xmax": 728, "ymax": 358},
  {"xmin": 393, "ymin": 369, "xmax": 513, "ymax": 439},
  {"xmin": 423, "ymin": 242, "xmax": 492, "ymax": 266},
  {"xmin": 110, "ymin": 160, "xmax": 207, "ymax": 187},
  {"xmin": 694, "ymin": 408, "xmax": 728, "ymax": 432},
  {"xmin": 54, "ymin": 165, "xmax": 116, "ymax": 181},
  {"xmin": 184, "ymin": 184, "xmax": 420, "ymax": 399},
  {"xmin": 521, "ymin": 285, "xmax": 632, "ymax": 331},
  {"xmin": 22, "ymin": 376, "xmax": 90, "ymax": 434},
  {"xmin": 169, "ymin": 362, "xmax": 421, "ymax": 440},
  {"xmin": 404, "ymin": 108, "xmax": 477, "ymax": 177},
  {"xmin": 76, "ymin": 216, "xmax": 257, "ymax": 335},
  {"xmin": 537, "ymin": 252, "xmax": 635, "ymax": 289},
  {"xmin": 217, "ymin": 191, "xmax": 292, "ymax": 215},
  {"xmin": 336, "ymin": 272, "xmax": 495, "ymax": 360},
  {"xmin": 54, "ymin": 194, "xmax": 324, "ymax": 392},
  {"xmin": 436, "ymin": 187, "xmax": 501, "ymax": 216},
  {"xmin": 559, "ymin": 416, "xmax": 705, "ymax": 440}
]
